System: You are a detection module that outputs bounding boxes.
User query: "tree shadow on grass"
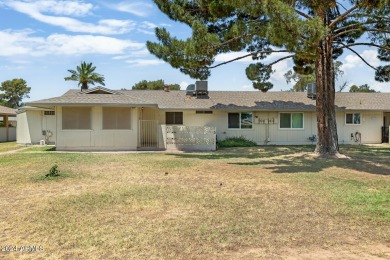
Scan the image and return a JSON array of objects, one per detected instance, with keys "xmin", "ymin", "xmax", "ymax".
[
  {"xmin": 167, "ymin": 146, "xmax": 315, "ymax": 160},
  {"xmin": 169, "ymin": 145, "xmax": 390, "ymax": 176}
]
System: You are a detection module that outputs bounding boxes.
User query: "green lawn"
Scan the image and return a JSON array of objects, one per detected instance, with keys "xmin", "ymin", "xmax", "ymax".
[{"xmin": 0, "ymin": 145, "xmax": 389, "ymax": 259}]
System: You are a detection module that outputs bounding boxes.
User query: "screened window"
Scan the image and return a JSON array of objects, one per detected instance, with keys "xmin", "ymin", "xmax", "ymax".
[
  {"xmin": 279, "ymin": 113, "xmax": 304, "ymax": 129},
  {"xmin": 228, "ymin": 112, "xmax": 253, "ymax": 129},
  {"xmin": 62, "ymin": 107, "xmax": 91, "ymax": 130},
  {"xmin": 166, "ymin": 112, "xmax": 183, "ymax": 125},
  {"xmin": 44, "ymin": 111, "xmax": 55, "ymax": 115},
  {"xmin": 346, "ymin": 113, "xmax": 361, "ymax": 125},
  {"xmin": 103, "ymin": 107, "xmax": 131, "ymax": 129},
  {"xmin": 196, "ymin": 110, "xmax": 213, "ymax": 114}
]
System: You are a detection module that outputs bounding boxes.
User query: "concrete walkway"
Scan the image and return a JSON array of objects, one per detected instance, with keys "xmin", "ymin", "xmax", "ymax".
[{"xmin": 0, "ymin": 146, "xmax": 32, "ymax": 155}]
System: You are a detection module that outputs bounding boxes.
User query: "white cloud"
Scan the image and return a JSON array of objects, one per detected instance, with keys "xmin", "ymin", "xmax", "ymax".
[
  {"xmin": 113, "ymin": 49, "xmax": 150, "ymax": 60},
  {"xmin": 270, "ymin": 59, "xmax": 291, "ymax": 83},
  {"xmin": 4, "ymin": 0, "xmax": 135, "ymax": 35},
  {"xmin": 112, "ymin": 55, "xmax": 131, "ymax": 60},
  {"xmin": 0, "ymin": 29, "xmax": 144, "ymax": 57},
  {"xmin": 141, "ymin": 21, "xmax": 157, "ymax": 29},
  {"xmin": 108, "ymin": 1, "xmax": 154, "ymax": 17},
  {"xmin": 0, "ymin": 29, "xmax": 43, "ymax": 56},
  {"xmin": 342, "ymin": 50, "xmax": 381, "ymax": 71},
  {"xmin": 125, "ymin": 59, "xmax": 164, "ymax": 66},
  {"xmin": 134, "ymin": 21, "xmax": 158, "ymax": 35},
  {"xmin": 30, "ymin": 0, "xmax": 93, "ymax": 16},
  {"xmin": 137, "ymin": 28, "xmax": 155, "ymax": 35},
  {"xmin": 42, "ymin": 34, "xmax": 143, "ymax": 55},
  {"xmin": 180, "ymin": 81, "xmax": 189, "ymax": 90},
  {"xmin": 215, "ymin": 52, "xmax": 253, "ymax": 63}
]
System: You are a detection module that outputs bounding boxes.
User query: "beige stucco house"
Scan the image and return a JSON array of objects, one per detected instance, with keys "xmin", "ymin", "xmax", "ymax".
[
  {"xmin": 0, "ymin": 105, "xmax": 16, "ymax": 142},
  {"xmin": 17, "ymin": 85, "xmax": 390, "ymax": 151}
]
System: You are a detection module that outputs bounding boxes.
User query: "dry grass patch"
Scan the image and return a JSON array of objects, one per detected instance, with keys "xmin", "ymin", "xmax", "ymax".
[
  {"xmin": 0, "ymin": 141, "xmax": 22, "ymax": 153},
  {"xmin": 0, "ymin": 145, "xmax": 389, "ymax": 259}
]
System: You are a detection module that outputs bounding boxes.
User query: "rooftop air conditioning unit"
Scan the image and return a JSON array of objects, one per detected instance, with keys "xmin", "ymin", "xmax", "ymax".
[
  {"xmin": 195, "ymin": 80, "xmax": 208, "ymax": 95},
  {"xmin": 307, "ymin": 82, "xmax": 316, "ymax": 99}
]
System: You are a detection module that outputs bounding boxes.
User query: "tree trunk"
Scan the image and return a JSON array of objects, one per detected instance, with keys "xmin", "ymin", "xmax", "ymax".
[
  {"xmin": 81, "ymin": 82, "xmax": 88, "ymax": 91},
  {"xmin": 314, "ymin": 36, "xmax": 339, "ymax": 155}
]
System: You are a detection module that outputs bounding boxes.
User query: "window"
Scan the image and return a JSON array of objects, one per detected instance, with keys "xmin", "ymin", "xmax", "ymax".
[
  {"xmin": 62, "ymin": 107, "xmax": 91, "ymax": 130},
  {"xmin": 196, "ymin": 110, "xmax": 213, "ymax": 114},
  {"xmin": 103, "ymin": 107, "xmax": 131, "ymax": 129},
  {"xmin": 44, "ymin": 111, "xmax": 55, "ymax": 115},
  {"xmin": 279, "ymin": 113, "xmax": 304, "ymax": 129},
  {"xmin": 346, "ymin": 113, "xmax": 361, "ymax": 125},
  {"xmin": 228, "ymin": 112, "xmax": 253, "ymax": 129},
  {"xmin": 166, "ymin": 112, "xmax": 183, "ymax": 125}
]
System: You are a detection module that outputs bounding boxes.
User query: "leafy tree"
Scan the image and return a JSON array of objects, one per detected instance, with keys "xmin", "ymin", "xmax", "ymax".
[
  {"xmin": 285, "ymin": 61, "xmax": 343, "ymax": 92},
  {"xmin": 147, "ymin": 0, "xmax": 390, "ymax": 156},
  {"xmin": 349, "ymin": 84, "xmax": 377, "ymax": 92},
  {"xmin": 64, "ymin": 61, "xmax": 105, "ymax": 91},
  {"xmin": 132, "ymin": 79, "xmax": 180, "ymax": 90},
  {"xmin": 0, "ymin": 78, "xmax": 31, "ymax": 108}
]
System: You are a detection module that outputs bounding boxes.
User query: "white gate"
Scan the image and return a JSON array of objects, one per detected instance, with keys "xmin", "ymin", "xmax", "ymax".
[
  {"xmin": 139, "ymin": 120, "xmax": 158, "ymax": 148},
  {"xmin": 166, "ymin": 126, "xmax": 216, "ymax": 151}
]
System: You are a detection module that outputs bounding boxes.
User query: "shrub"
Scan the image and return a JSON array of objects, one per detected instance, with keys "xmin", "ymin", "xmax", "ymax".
[
  {"xmin": 45, "ymin": 164, "xmax": 60, "ymax": 178},
  {"xmin": 217, "ymin": 136, "xmax": 257, "ymax": 148}
]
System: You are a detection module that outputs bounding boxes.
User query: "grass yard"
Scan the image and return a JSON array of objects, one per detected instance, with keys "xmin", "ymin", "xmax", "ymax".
[
  {"xmin": 0, "ymin": 142, "xmax": 23, "ymax": 153},
  {"xmin": 0, "ymin": 144, "xmax": 389, "ymax": 259}
]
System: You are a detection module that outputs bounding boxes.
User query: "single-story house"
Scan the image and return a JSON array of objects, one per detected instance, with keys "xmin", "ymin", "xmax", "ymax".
[
  {"xmin": 0, "ymin": 105, "xmax": 16, "ymax": 142},
  {"xmin": 17, "ymin": 83, "xmax": 390, "ymax": 151}
]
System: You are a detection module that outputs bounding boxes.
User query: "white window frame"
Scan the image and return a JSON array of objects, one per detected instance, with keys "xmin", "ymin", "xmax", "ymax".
[
  {"xmin": 345, "ymin": 112, "xmax": 361, "ymax": 125},
  {"xmin": 278, "ymin": 112, "xmax": 304, "ymax": 130},
  {"xmin": 228, "ymin": 112, "xmax": 253, "ymax": 129}
]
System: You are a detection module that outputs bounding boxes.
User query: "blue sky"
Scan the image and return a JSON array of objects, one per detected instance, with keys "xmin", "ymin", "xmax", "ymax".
[{"xmin": 0, "ymin": 0, "xmax": 388, "ymax": 102}]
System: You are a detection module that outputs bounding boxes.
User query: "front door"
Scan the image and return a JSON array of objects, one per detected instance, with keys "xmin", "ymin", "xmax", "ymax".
[{"xmin": 383, "ymin": 113, "xmax": 390, "ymax": 143}]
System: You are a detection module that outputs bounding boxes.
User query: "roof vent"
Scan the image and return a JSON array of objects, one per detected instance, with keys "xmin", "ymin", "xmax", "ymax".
[{"xmin": 307, "ymin": 82, "xmax": 316, "ymax": 99}]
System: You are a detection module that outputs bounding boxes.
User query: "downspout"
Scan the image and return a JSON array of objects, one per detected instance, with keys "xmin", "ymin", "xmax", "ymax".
[
  {"xmin": 55, "ymin": 106, "xmax": 58, "ymax": 146},
  {"xmin": 5, "ymin": 115, "xmax": 9, "ymax": 142}
]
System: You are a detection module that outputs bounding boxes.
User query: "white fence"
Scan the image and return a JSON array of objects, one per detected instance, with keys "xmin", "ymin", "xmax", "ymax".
[
  {"xmin": 165, "ymin": 125, "xmax": 216, "ymax": 151},
  {"xmin": 0, "ymin": 127, "xmax": 16, "ymax": 142}
]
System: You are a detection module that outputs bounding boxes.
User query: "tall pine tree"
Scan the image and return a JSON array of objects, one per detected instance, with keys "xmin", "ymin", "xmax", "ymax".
[{"xmin": 147, "ymin": 0, "xmax": 390, "ymax": 156}]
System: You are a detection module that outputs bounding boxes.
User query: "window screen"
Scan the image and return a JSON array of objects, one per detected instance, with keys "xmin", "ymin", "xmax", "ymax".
[
  {"xmin": 240, "ymin": 112, "xmax": 253, "ymax": 129},
  {"xmin": 280, "ymin": 113, "xmax": 303, "ymax": 129},
  {"xmin": 62, "ymin": 107, "xmax": 91, "ymax": 129},
  {"xmin": 346, "ymin": 113, "xmax": 360, "ymax": 125},
  {"xmin": 103, "ymin": 107, "xmax": 131, "ymax": 129},
  {"xmin": 44, "ymin": 111, "xmax": 55, "ymax": 115},
  {"xmin": 166, "ymin": 112, "xmax": 183, "ymax": 125},
  {"xmin": 291, "ymin": 113, "xmax": 303, "ymax": 128},
  {"xmin": 280, "ymin": 113, "xmax": 291, "ymax": 128},
  {"xmin": 228, "ymin": 113, "xmax": 240, "ymax": 128}
]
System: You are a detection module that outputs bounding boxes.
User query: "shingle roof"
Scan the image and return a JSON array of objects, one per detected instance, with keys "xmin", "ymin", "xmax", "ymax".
[
  {"xmin": 0, "ymin": 105, "xmax": 16, "ymax": 115},
  {"xmin": 28, "ymin": 89, "xmax": 154, "ymax": 107},
  {"xmin": 27, "ymin": 88, "xmax": 390, "ymax": 111}
]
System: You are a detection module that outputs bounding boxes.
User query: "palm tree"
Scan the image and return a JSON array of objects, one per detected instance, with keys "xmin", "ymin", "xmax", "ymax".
[{"xmin": 65, "ymin": 61, "xmax": 105, "ymax": 91}]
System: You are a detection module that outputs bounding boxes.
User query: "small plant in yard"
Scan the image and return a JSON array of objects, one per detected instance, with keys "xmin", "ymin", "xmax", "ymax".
[
  {"xmin": 217, "ymin": 136, "xmax": 257, "ymax": 148},
  {"xmin": 45, "ymin": 164, "xmax": 60, "ymax": 178}
]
